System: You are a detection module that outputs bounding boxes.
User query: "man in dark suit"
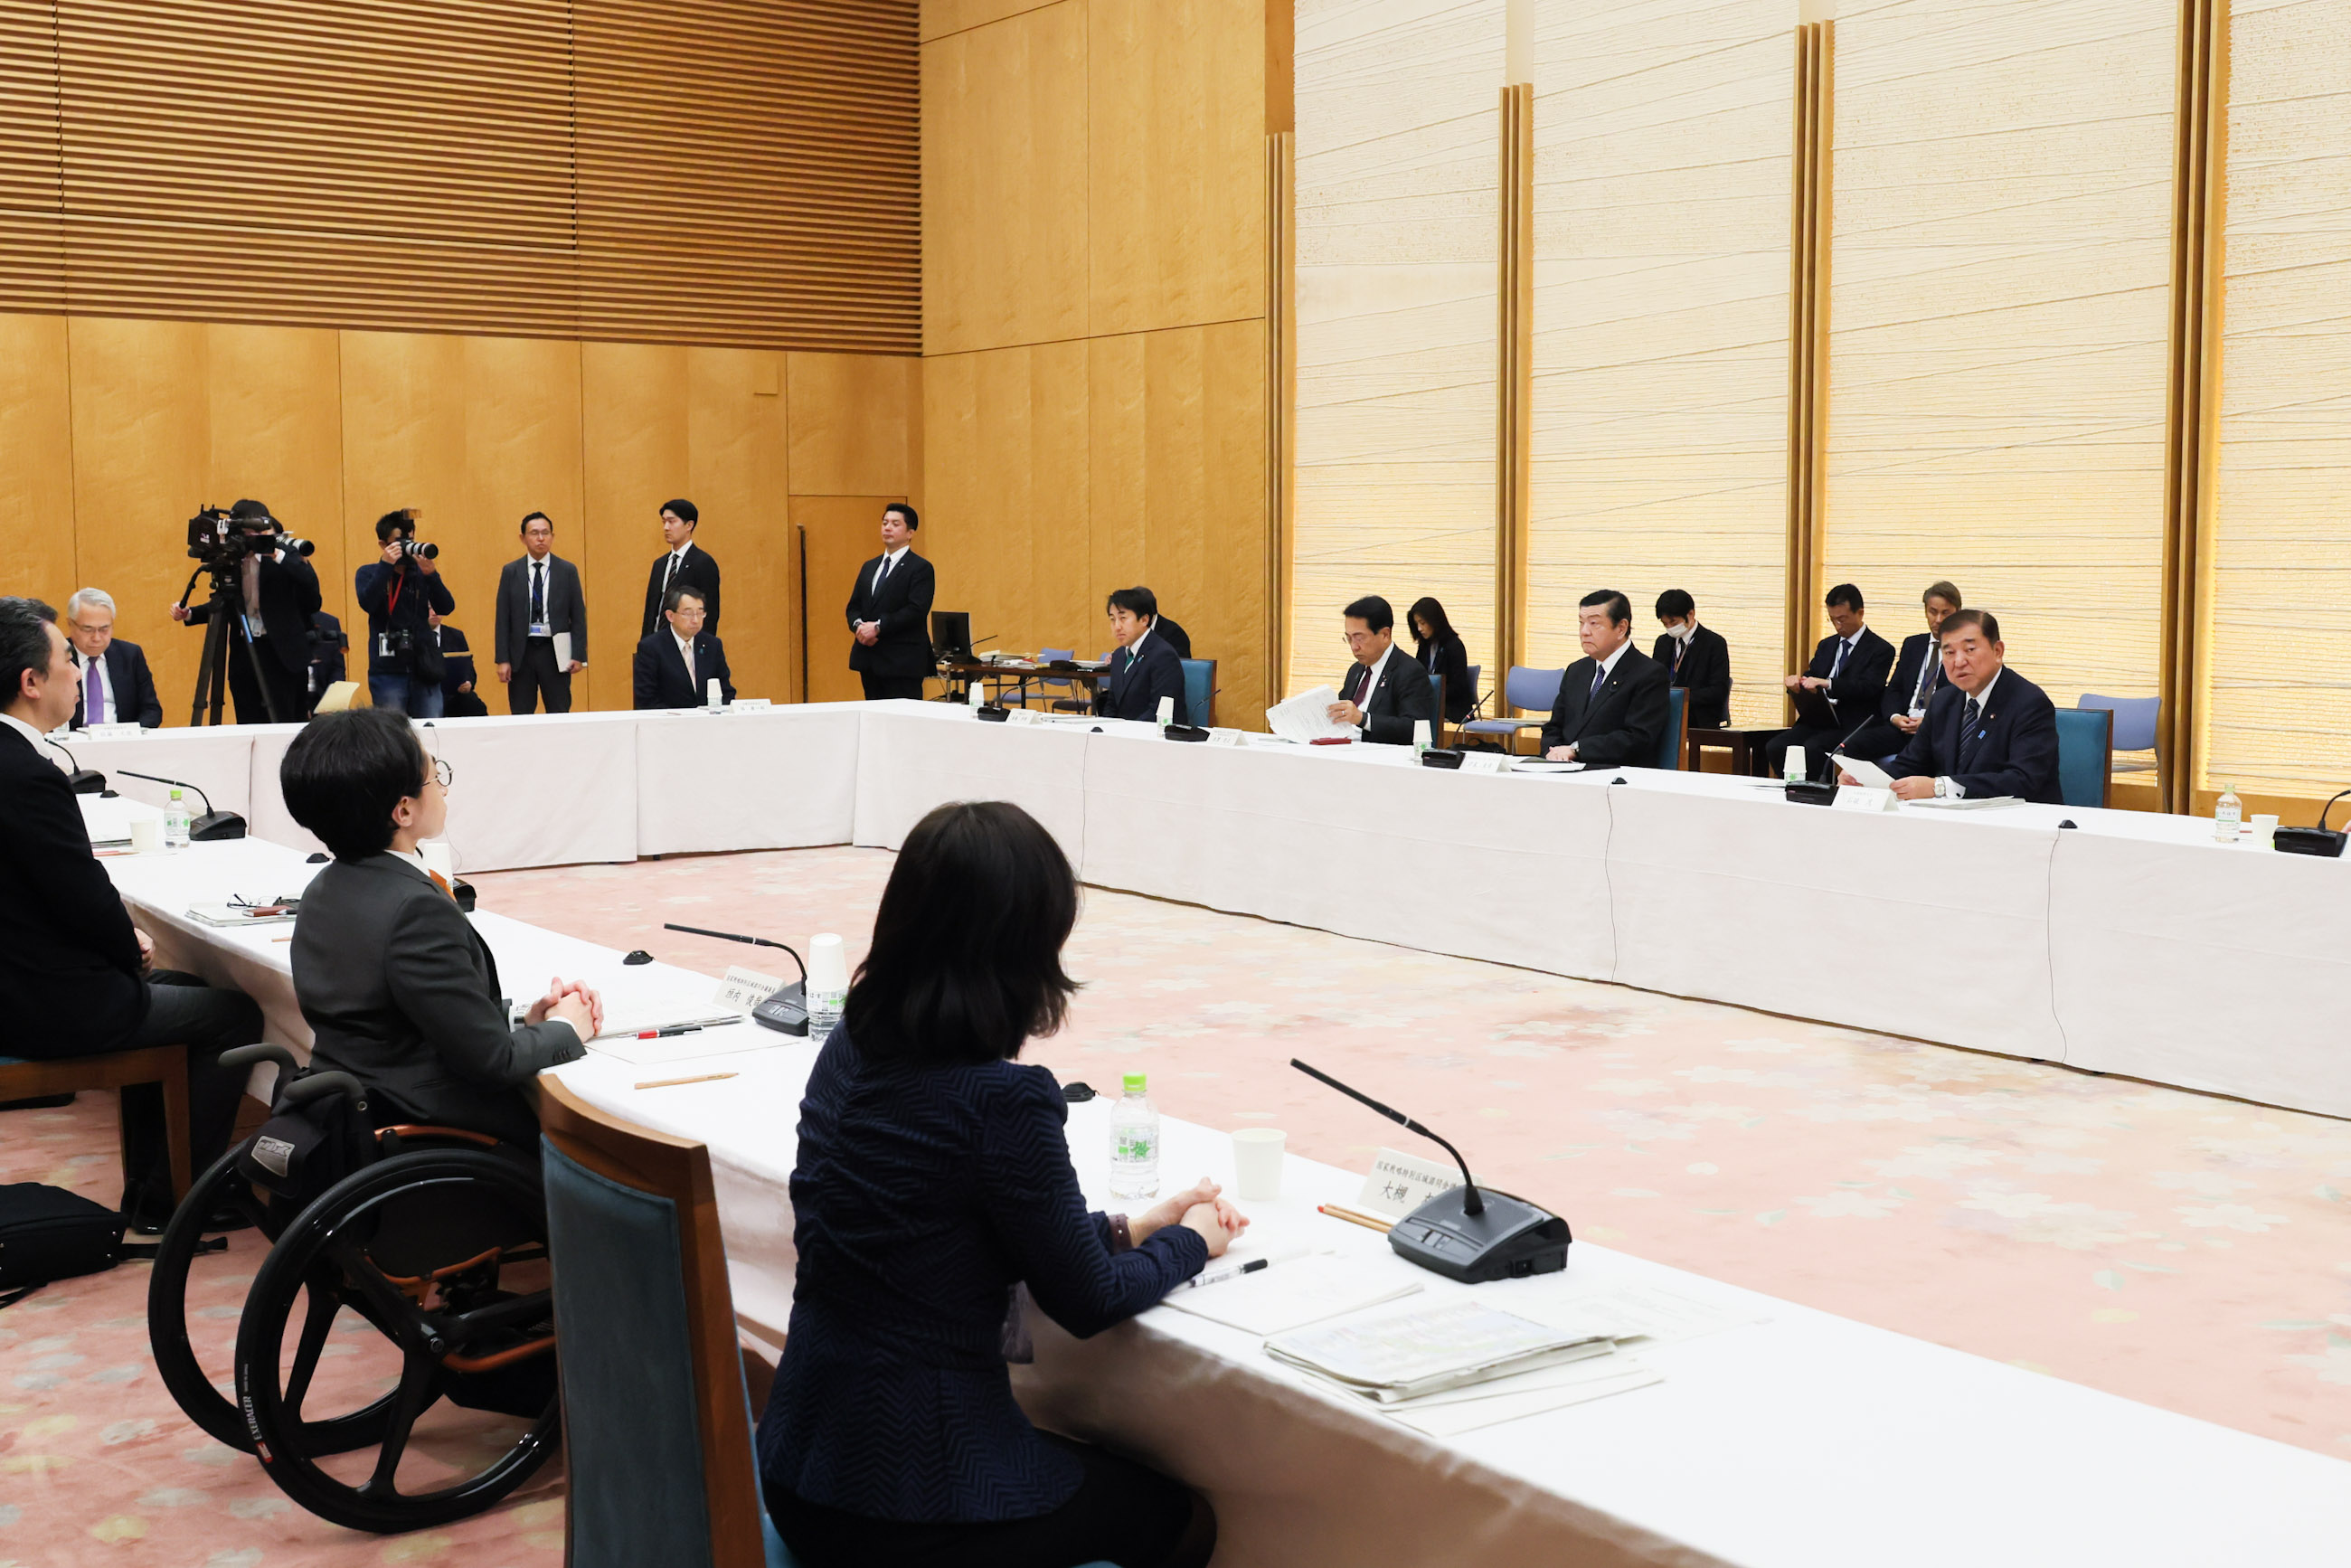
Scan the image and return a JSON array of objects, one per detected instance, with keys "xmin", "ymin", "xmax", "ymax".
[
  {"xmin": 170, "ymin": 497, "xmax": 322, "ymax": 725},
  {"xmin": 1651, "ymin": 589, "xmax": 1732, "ymax": 730},
  {"xmin": 1861, "ymin": 609, "xmax": 2061, "ymax": 805},
  {"xmin": 1150, "ymin": 613, "xmax": 1193, "ymax": 661},
  {"xmin": 430, "ymin": 613, "xmax": 489, "ymax": 718},
  {"xmin": 0, "ymin": 598, "xmax": 260, "ymax": 1230},
  {"xmin": 62, "ymin": 588, "xmax": 162, "ymax": 728},
  {"xmin": 845, "ymin": 501, "xmax": 936, "ymax": 702},
  {"xmin": 1836, "ymin": 580, "xmax": 1962, "ymax": 768},
  {"xmin": 641, "ymin": 498, "xmax": 722, "ymax": 641},
  {"xmin": 306, "ymin": 609, "xmax": 348, "ymax": 713},
  {"xmin": 635, "ymin": 586, "xmax": 734, "ymax": 709},
  {"xmin": 1096, "ymin": 586, "xmax": 1186, "ymax": 724},
  {"xmin": 1764, "ymin": 582, "xmax": 1895, "ymax": 780},
  {"xmin": 495, "ymin": 511, "xmax": 588, "ymax": 714},
  {"xmin": 280, "ymin": 707, "xmax": 597, "ymax": 1148},
  {"xmin": 1327, "ymin": 594, "xmax": 1434, "ymax": 745},
  {"xmin": 1543, "ymin": 589, "xmax": 1673, "ymax": 766}
]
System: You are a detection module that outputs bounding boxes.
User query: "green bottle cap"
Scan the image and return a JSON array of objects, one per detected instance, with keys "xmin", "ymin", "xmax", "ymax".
[{"xmin": 1123, "ymin": 1072, "xmax": 1147, "ymax": 1096}]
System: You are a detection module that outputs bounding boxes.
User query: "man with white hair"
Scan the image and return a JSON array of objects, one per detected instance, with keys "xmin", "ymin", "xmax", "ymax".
[{"xmin": 63, "ymin": 587, "xmax": 163, "ymax": 729}]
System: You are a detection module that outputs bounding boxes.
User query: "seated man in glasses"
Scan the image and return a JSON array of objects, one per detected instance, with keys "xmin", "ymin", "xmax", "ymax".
[{"xmin": 279, "ymin": 708, "xmax": 603, "ymax": 1145}]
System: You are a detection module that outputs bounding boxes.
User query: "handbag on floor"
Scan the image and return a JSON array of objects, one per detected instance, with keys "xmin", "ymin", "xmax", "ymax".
[{"xmin": 0, "ymin": 1182, "xmax": 149, "ymax": 1308}]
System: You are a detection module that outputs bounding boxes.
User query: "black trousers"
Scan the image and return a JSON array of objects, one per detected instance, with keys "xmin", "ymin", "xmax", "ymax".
[
  {"xmin": 225, "ymin": 638, "xmax": 309, "ymax": 726},
  {"xmin": 766, "ymin": 1433, "xmax": 1212, "ymax": 1568},
  {"xmin": 509, "ymin": 636, "xmax": 573, "ymax": 714},
  {"xmin": 859, "ymin": 672, "xmax": 928, "ymax": 702},
  {"xmin": 1763, "ymin": 721, "xmax": 1856, "ymax": 781}
]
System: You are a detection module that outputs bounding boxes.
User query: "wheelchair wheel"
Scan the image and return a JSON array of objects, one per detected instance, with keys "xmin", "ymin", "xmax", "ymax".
[
  {"xmin": 234, "ymin": 1148, "xmax": 560, "ymax": 1534},
  {"xmin": 146, "ymin": 1147, "xmax": 305, "ymax": 1452}
]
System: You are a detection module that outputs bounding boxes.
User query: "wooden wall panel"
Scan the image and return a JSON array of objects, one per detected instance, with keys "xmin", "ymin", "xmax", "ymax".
[
  {"xmin": 1089, "ymin": 0, "xmax": 1267, "ymax": 337},
  {"xmin": 921, "ymin": 0, "xmax": 1060, "ymax": 41},
  {"xmin": 922, "ymin": 1, "xmax": 1091, "ymax": 355},
  {"xmin": 787, "ymin": 353, "xmax": 920, "ymax": 498},
  {"xmin": 581, "ymin": 343, "xmax": 693, "ymax": 713},
  {"xmin": 0, "ymin": 316, "xmax": 77, "ymax": 609}
]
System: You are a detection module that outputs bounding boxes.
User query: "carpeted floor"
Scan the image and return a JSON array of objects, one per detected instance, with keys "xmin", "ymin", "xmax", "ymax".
[{"xmin": 5, "ymin": 843, "xmax": 2348, "ymax": 1563}]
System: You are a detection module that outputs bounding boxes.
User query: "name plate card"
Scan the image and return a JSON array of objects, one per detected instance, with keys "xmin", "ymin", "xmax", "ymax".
[
  {"xmin": 1358, "ymin": 1147, "xmax": 1463, "ymax": 1217},
  {"xmin": 1207, "ymin": 729, "xmax": 1245, "ymax": 748},
  {"xmin": 84, "ymin": 723, "xmax": 145, "ymax": 741},
  {"xmin": 731, "ymin": 697, "xmax": 773, "ymax": 712},
  {"xmin": 713, "ymin": 965, "xmax": 783, "ymax": 1013},
  {"xmin": 1832, "ymin": 785, "xmax": 1900, "ymax": 814},
  {"xmin": 1460, "ymin": 751, "xmax": 1507, "ymax": 776}
]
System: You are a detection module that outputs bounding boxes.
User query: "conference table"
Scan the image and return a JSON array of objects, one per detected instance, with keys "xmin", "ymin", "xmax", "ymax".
[
  {"xmin": 93, "ymin": 833, "xmax": 2351, "ymax": 1567},
  {"xmin": 59, "ymin": 699, "xmax": 2351, "ymax": 1121}
]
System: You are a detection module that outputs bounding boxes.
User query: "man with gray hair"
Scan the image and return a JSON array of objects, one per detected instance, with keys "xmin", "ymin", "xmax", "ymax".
[{"xmin": 63, "ymin": 587, "xmax": 163, "ymax": 729}]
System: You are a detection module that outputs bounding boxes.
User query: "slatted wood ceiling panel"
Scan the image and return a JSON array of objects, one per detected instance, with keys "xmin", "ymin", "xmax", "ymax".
[
  {"xmin": 2203, "ymin": 0, "xmax": 2351, "ymax": 796},
  {"xmin": 0, "ymin": 0, "xmax": 916, "ymax": 353}
]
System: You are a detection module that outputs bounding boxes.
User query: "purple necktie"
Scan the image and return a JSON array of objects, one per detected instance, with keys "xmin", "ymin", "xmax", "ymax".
[{"xmin": 83, "ymin": 657, "xmax": 102, "ymax": 723}]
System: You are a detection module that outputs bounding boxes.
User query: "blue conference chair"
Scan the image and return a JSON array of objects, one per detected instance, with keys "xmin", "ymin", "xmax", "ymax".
[
  {"xmin": 1180, "ymin": 656, "xmax": 1217, "ymax": 728},
  {"xmin": 2078, "ymin": 693, "xmax": 2161, "ymax": 799},
  {"xmin": 1451, "ymin": 664, "xmax": 1481, "ymax": 743},
  {"xmin": 2052, "ymin": 706, "xmax": 2113, "ymax": 809},
  {"xmin": 1459, "ymin": 666, "xmax": 1564, "ymax": 753},
  {"xmin": 1652, "ymin": 685, "xmax": 1688, "ymax": 771}
]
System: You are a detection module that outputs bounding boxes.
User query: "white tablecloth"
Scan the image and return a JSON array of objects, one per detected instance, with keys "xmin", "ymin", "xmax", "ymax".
[{"xmin": 636, "ymin": 705, "xmax": 863, "ymax": 856}]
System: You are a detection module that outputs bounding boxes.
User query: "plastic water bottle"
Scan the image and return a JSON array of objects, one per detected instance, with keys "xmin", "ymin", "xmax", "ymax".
[
  {"xmin": 164, "ymin": 788, "xmax": 192, "ymax": 847},
  {"xmin": 805, "ymin": 932, "xmax": 848, "ymax": 1043},
  {"xmin": 2214, "ymin": 783, "xmax": 2242, "ymax": 844},
  {"xmin": 1109, "ymin": 1072, "xmax": 1159, "ymax": 1200}
]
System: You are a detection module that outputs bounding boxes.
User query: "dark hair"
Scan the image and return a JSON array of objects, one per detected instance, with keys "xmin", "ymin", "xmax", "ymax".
[
  {"xmin": 884, "ymin": 501, "xmax": 919, "ymax": 531},
  {"xmin": 1579, "ymin": 588, "xmax": 1632, "ymax": 627},
  {"xmin": 1826, "ymin": 582, "xmax": 1863, "ymax": 612},
  {"xmin": 230, "ymin": 498, "xmax": 273, "ymax": 525},
  {"xmin": 663, "ymin": 585, "xmax": 706, "ymax": 615},
  {"xmin": 1342, "ymin": 595, "xmax": 1394, "ymax": 634},
  {"xmin": 521, "ymin": 511, "xmax": 552, "ymax": 533},
  {"xmin": 1938, "ymin": 608, "xmax": 2000, "ymax": 643},
  {"xmin": 281, "ymin": 708, "xmax": 430, "ymax": 862},
  {"xmin": 1655, "ymin": 589, "xmax": 1695, "ymax": 619},
  {"xmin": 661, "ymin": 498, "xmax": 699, "ymax": 526},
  {"xmin": 0, "ymin": 598, "xmax": 58, "ymax": 709},
  {"xmin": 374, "ymin": 509, "xmax": 414, "ymax": 543},
  {"xmin": 1105, "ymin": 585, "xmax": 1158, "ymax": 620},
  {"xmin": 1405, "ymin": 597, "xmax": 1456, "ymax": 648},
  {"xmin": 845, "ymin": 801, "xmax": 1079, "ymax": 1066},
  {"xmin": 1923, "ymin": 580, "xmax": 1961, "ymax": 609}
]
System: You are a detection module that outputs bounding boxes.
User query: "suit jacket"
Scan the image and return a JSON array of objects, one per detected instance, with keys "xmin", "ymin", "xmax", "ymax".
[
  {"xmin": 496, "ymin": 553, "xmax": 588, "ymax": 666},
  {"xmin": 1150, "ymin": 614, "xmax": 1193, "ymax": 661},
  {"xmin": 1887, "ymin": 668, "xmax": 2062, "ymax": 804},
  {"xmin": 633, "ymin": 628, "xmax": 735, "ymax": 709},
  {"xmin": 641, "ymin": 543, "xmax": 722, "ymax": 640},
  {"xmin": 1802, "ymin": 627, "xmax": 1895, "ymax": 729},
  {"xmin": 1653, "ymin": 626, "xmax": 1732, "ymax": 729},
  {"xmin": 1339, "ymin": 643, "xmax": 1436, "ymax": 745},
  {"xmin": 291, "ymin": 853, "xmax": 584, "ymax": 1147},
  {"xmin": 434, "ymin": 626, "xmax": 489, "ymax": 718},
  {"xmin": 1417, "ymin": 633, "xmax": 1473, "ymax": 723},
  {"xmin": 355, "ymin": 560, "xmax": 456, "ymax": 675},
  {"xmin": 0, "ymin": 723, "xmax": 148, "ymax": 1054},
  {"xmin": 71, "ymin": 639, "xmax": 163, "ymax": 729},
  {"xmin": 184, "ymin": 548, "xmax": 323, "ymax": 677},
  {"xmin": 1542, "ymin": 645, "xmax": 1673, "ymax": 766},
  {"xmin": 845, "ymin": 549, "xmax": 936, "ymax": 678},
  {"xmin": 307, "ymin": 611, "xmax": 348, "ymax": 705},
  {"xmin": 756, "ymin": 1027, "xmax": 1206, "ymax": 1524},
  {"xmin": 1879, "ymin": 631, "xmax": 1946, "ymax": 720},
  {"xmin": 1095, "ymin": 632, "xmax": 1186, "ymax": 724}
]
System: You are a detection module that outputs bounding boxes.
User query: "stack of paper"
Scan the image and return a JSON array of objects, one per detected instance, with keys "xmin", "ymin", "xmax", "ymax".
[
  {"xmin": 1160, "ymin": 1254, "xmax": 1422, "ymax": 1337},
  {"xmin": 1265, "ymin": 1299, "xmax": 1614, "ymax": 1403},
  {"xmin": 186, "ymin": 902, "xmax": 298, "ymax": 927},
  {"xmin": 1265, "ymin": 686, "xmax": 1356, "ymax": 743}
]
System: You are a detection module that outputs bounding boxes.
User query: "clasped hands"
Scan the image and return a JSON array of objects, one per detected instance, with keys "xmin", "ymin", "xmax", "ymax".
[
  {"xmin": 527, "ymin": 976, "xmax": 605, "ymax": 1041},
  {"xmin": 854, "ymin": 621, "xmax": 882, "ymax": 647},
  {"xmin": 1129, "ymin": 1176, "xmax": 1250, "ymax": 1259}
]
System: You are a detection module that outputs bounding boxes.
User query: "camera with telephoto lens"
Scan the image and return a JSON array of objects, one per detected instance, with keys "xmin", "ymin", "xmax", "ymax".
[
  {"xmin": 393, "ymin": 538, "xmax": 439, "ymax": 561},
  {"xmin": 186, "ymin": 505, "xmax": 316, "ymax": 566}
]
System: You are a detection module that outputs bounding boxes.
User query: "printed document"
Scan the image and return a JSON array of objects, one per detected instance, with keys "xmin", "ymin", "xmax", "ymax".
[{"xmin": 1266, "ymin": 686, "xmax": 1357, "ymax": 743}]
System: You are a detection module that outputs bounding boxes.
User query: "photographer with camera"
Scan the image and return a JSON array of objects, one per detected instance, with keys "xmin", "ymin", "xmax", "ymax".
[
  {"xmin": 355, "ymin": 509, "xmax": 454, "ymax": 717},
  {"xmin": 169, "ymin": 497, "xmax": 322, "ymax": 725}
]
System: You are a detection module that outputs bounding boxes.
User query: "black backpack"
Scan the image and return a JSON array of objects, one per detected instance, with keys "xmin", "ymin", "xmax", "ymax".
[{"xmin": 0, "ymin": 1183, "xmax": 143, "ymax": 1308}]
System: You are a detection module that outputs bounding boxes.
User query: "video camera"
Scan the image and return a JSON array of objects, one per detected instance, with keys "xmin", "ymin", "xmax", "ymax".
[{"xmin": 187, "ymin": 505, "xmax": 316, "ymax": 568}]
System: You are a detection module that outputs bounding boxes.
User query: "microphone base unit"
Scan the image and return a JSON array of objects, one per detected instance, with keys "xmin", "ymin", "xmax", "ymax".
[
  {"xmin": 751, "ymin": 979, "xmax": 810, "ymax": 1035},
  {"xmin": 189, "ymin": 810, "xmax": 248, "ymax": 842},
  {"xmin": 1389, "ymin": 1186, "xmax": 1572, "ymax": 1284},
  {"xmin": 64, "ymin": 769, "xmax": 108, "ymax": 795}
]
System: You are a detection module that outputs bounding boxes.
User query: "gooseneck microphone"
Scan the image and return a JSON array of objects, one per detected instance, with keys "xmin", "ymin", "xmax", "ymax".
[
  {"xmin": 663, "ymin": 923, "xmax": 807, "ymax": 984},
  {"xmin": 664, "ymin": 924, "xmax": 811, "ymax": 1035},
  {"xmin": 42, "ymin": 734, "xmax": 112, "ymax": 797},
  {"xmin": 117, "ymin": 770, "xmax": 247, "ymax": 841},
  {"xmin": 1290, "ymin": 1058, "xmax": 1483, "ymax": 1216}
]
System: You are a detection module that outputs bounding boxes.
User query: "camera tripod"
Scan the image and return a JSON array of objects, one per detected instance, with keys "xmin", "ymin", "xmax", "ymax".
[{"xmin": 178, "ymin": 562, "xmax": 292, "ymax": 727}]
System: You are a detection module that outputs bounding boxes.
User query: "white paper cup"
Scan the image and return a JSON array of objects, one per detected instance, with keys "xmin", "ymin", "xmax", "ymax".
[
  {"xmin": 1232, "ymin": 1128, "xmax": 1286, "ymax": 1202},
  {"xmin": 2252, "ymin": 813, "xmax": 2279, "ymax": 847},
  {"xmin": 807, "ymin": 932, "xmax": 849, "ymax": 994},
  {"xmin": 129, "ymin": 817, "xmax": 164, "ymax": 855}
]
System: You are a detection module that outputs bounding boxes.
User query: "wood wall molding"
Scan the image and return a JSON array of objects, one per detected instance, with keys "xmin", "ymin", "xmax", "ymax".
[
  {"xmin": 1786, "ymin": 20, "xmax": 1832, "ymax": 680},
  {"xmin": 1497, "ymin": 81, "xmax": 1532, "ymax": 677}
]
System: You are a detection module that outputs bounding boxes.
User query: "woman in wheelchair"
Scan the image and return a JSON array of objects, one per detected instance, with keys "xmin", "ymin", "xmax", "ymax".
[{"xmin": 279, "ymin": 707, "xmax": 602, "ymax": 1145}]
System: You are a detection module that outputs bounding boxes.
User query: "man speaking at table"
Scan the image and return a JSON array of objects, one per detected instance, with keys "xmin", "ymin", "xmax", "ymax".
[
  {"xmin": 1846, "ymin": 609, "xmax": 2061, "ymax": 804},
  {"xmin": 1327, "ymin": 595, "xmax": 1433, "ymax": 744},
  {"xmin": 1543, "ymin": 589, "xmax": 1671, "ymax": 766},
  {"xmin": 845, "ymin": 502, "xmax": 935, "ymax": 702},
  {"xmin": 0, "ymin": 597, "xmax": 260, "ymax": 1232}
]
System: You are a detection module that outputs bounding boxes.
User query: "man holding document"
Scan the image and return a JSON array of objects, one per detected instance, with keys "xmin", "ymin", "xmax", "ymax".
[
  {"xmin": 1840, "ymin": 609, "xmax": 2061, "ymax": 804},
  {"xmin": 1327, "ymin": 596, "xmax": 1435, "ymax": 745},
  {"xmin": 494, "ymin": 511, "xmax": 587, "ymax": 714}
]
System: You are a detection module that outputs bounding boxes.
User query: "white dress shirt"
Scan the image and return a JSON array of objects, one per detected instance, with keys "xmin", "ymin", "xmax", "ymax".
[
  {"xmin": 869, "ymin": 544, "xmax": 911, "ymax": 598},
  {"xmin": 71, "ymin": 649, "xmax": 116, "ymax": 725},
  {"xmin": 1935, "ymin": 668, "xmax": 2000, "ymax": 798},
  {"xmin": 1, "ymin": 710, "xmax": 51, "ymax": 755}
]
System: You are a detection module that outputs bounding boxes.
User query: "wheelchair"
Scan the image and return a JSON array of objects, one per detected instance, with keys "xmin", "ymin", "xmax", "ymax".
[{"xmin": 146, "ymin": 1044, "xmax": 560, "ymax": 1535}]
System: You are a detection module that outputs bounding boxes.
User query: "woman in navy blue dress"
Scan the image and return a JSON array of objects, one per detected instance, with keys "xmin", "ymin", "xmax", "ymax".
[{"xmin": 757, "ymin": 800, "xmax": 1245, "ymax": 1568}]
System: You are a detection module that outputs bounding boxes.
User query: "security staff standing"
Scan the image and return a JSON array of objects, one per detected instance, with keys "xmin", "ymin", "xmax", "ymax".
[
  {"xmin": 354, "ymin": 509, "xmax": 454, "ymax": 717},
  {"xmin": 169, "ymin": 497, "xmax": 322, "ymax": 725},
  {"xmin": 845, "ymin": 502, "xmax": 935, "ymax": 701},
  {"xmin": 641, "ymin": 499, "xmax": 722, "ymax": 640},
  {"xmin": 496, "ymin": 511, "xmax": 588, "ymax": 713}
]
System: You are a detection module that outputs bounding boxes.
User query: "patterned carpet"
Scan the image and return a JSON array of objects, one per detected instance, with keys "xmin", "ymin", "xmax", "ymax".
[{"xmin": 5, "ymin": 843, "xmax": 2347, "ymax": 1562}]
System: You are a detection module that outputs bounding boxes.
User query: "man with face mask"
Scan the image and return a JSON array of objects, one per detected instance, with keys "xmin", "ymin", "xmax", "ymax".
[{"xmin": 1650, "ymin": 590, "xmax": 1732, "ymax": 729}]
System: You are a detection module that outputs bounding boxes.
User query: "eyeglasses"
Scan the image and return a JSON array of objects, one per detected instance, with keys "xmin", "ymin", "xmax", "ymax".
[{"xmin": 429, "ymin": 756, "xmax": 454, "ymax": 789}]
